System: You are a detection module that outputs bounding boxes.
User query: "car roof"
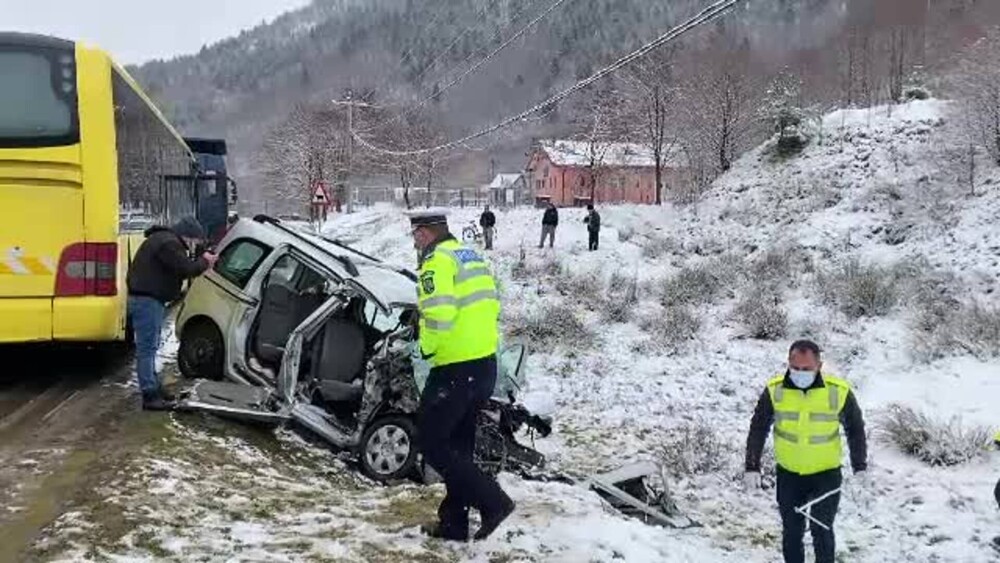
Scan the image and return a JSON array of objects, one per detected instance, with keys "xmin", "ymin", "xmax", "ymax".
[{"xmin": 226, "ymin": 217, "xmax": 417, "ymax": 309}]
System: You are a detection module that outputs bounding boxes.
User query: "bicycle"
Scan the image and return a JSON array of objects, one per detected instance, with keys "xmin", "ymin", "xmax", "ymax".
[{"xmin": 462, "ymin": 221, "xmax": 482, "ymax": 244}]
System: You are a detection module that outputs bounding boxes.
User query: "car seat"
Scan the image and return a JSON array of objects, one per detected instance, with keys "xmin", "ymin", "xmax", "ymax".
[
  {"xmin": 310, "ymin": 316, "xmax": 367, "ymax": 404},
  {"xmin": 254, "ymin": 282, "xmax": 324, "ymax": 366}
]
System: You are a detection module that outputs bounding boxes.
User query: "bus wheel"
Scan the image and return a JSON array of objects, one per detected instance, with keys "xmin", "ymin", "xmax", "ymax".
[{"xmin": 178, "ymin": 320, "xmax": 224, "ymax": 380}]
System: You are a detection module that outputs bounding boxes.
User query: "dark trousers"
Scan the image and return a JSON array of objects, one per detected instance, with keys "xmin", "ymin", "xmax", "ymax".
[
  {"xmin": 418, "ymin": 355, "xmax": 508, "ymax": 537},
  {"xmin": 777, "ymin": 466, "xmax": 842, "ymax": 563},
  {"xmin": 588, "ymin": 230, "xmax": 599, "ymax": 251},
  {"xmin": 483, "ymin": 227, "xmax": 494, "ymax": 250}
]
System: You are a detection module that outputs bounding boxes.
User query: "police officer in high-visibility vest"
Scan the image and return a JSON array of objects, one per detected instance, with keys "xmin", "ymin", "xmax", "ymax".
[
  {"xmin": 744, "ymin": 340, "xmax": 868, "ymax": 563},
  {"xmin": 407, "ymin": 209, "xmax": 515, "ymax": 542}
]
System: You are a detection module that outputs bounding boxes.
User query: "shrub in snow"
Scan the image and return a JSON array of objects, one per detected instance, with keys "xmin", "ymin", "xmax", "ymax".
[
  {"xmin": 511, "ymin": 253, "xmax": 562, "ymax": 282},
  {"xmin": 879, "ymin": 403, "xmax": 993, "ymax": 467},
  {"xmin": 554, "ymin": 266, "xmax": 605, "ymax": 308},
  {"xmin": 658, "ymin": 422, "xmax": 729, "ymax": 476},
  {"xmin": 660, "ymin": 267, "xmax": 720, "ymax": 306},
  {"xmin": 732, "ymin": 289, "xmax": 788, "ymax": 341},
  {"xmin": 816, "ymin": 259, "xmax": 899, "ymax": 318},
  {"xmin": 638, "ymin": 306, "xmax": 700, "ymax": 354},
  {"xmin": 749, "ymin": 244, "xmax": 811, "ymax": 290},
  {"xmin": 603, "ymin": 272, "xmax": 639, "ymax": 323},
  {"xmin": 617, "ymin": 224, "xmax": 636, "ymax": 243},
  {"xmin": 660, "ymin": 255, "xmax": 745, "ymax": 307},
  {"xmin": 640, "ymin": 235, "xmax": 677, "ymax": 260},
  {"xmin": 913, "ymin": 301, "xmax": 1000, "ymax": 362},
  {"xmin": 504, "ymin": 301, "xmax": 592, "ymax": 350},
  {"xmin": 788, "ymin": 316, "xmax": 826, "ymax": 343},
  {"xmin": 954, "ymin": 303, "xmax": 1000, "ymax": 359}
]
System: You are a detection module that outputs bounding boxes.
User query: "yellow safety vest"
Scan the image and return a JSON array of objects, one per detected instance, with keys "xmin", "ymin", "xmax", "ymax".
[
  {"xmin": 767, "ymin": 373, "xmax": 851, "ymax": 476},
  {"xmin": 417, "ymin": 238, "xmax": 500, "ymax": 368}
]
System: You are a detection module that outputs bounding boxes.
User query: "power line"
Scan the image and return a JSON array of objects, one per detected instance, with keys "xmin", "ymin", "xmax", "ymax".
[
  {"xmin": 358, "ymin": 0, "xmax": 575, "ymax": 134},
  {"xmin": 352, "ymin": 0, "xmax": 746, "ymax": 157}
]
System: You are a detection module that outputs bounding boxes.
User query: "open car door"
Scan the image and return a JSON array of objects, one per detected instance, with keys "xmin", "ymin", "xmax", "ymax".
[
  {"xmin": 176, "ymin": 294, "xmax": 347, "ymax": 424},
  {"xmin": 494, "ymin": 342, "xmax": 527, "ymax": 399}
]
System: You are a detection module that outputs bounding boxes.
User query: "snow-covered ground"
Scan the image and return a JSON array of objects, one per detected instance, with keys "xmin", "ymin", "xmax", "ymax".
[
  {"xmin": 32, "ymin": 99, "xmax": 999, "ymax": 562},
  {"xmin": 319, "ymin": 99, "xmax": 1000, "ymax": 562}
]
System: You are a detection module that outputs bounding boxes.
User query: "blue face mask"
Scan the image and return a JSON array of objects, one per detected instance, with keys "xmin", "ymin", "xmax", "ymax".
[{"xmin": 789, "ymin": 369, "xmax": 817, "ymax": 389}]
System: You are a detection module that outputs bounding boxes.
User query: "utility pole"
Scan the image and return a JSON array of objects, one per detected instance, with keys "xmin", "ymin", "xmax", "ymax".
[{"xmin": 332, "ymin": 91, "xmax": 378, "ymax": 215}]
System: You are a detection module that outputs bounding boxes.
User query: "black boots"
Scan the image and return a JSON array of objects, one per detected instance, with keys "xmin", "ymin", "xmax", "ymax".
[{"xmin": 473, "ymin": 497, "xmax": 515, "ymax": 541}]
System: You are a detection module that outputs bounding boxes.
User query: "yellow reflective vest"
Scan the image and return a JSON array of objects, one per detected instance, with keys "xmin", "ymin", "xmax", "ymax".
[
  {"xmin": 417, "ymin": 238, "xmax": 500, "ymax": 368},
  {"xmin": 767, "ymin": 373, "xmax": 851, "ymax": 476}
]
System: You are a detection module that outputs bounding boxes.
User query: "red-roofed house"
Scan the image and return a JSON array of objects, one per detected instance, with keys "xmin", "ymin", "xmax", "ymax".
[{"xmin": 525, "ymin": 139, "xmax": 687, "ymax": 207}]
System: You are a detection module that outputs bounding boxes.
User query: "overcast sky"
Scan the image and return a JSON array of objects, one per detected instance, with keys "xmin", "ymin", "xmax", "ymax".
[{"xmin": 2, "ymin": 0, "xmax": 312, "ymax": 64}]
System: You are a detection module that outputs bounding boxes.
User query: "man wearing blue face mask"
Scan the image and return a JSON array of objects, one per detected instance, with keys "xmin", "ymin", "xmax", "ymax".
[{"xmin": 743, "ymin": 339, "xmax": 868, "ymax": 563}]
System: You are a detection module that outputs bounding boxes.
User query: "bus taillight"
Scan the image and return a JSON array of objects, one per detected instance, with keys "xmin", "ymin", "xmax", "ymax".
[{"xmin": 55, "ymin": 243, "xmax": 118, "ymax": 297}]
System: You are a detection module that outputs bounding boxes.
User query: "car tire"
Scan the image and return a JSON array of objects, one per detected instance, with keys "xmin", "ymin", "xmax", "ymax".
[
  {"xmin": 359, "ymin": 415, "xmax": 419, "ymax": 483},
  {"xmin": 178, "ymin": 320, "xmax": 224, "ymax": 381}
]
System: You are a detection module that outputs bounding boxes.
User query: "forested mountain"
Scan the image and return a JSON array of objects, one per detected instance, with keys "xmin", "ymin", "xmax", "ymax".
[{"xmin": 131, "ymin": 0, "xmax": 997, "ymax": 211}]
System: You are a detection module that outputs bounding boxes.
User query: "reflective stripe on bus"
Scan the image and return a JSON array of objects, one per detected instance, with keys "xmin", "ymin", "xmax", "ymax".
[{"xmin": 0, "ymin": 253, "xmax": 56, "ymax": 275}]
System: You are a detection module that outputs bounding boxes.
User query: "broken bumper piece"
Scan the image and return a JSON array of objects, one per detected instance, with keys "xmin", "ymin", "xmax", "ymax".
[{"xmin": 587, "ymin": 462, "xmax": 701, "ymax": 529}]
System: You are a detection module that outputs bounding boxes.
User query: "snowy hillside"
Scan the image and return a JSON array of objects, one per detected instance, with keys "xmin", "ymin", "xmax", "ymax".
[{"xmin": 319, "ymin": 99, "xmax": 1000, "ymax": 562}]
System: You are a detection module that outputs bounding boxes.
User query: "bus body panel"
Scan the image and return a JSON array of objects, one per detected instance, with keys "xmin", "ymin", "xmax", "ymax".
[
  {"xmin": 0, "ymin": 298, "xmax": 52, "ymax": 343},
  {"xmin": 0, "ymin": 169, "xmax": 83, "ymax": 297},
  {"xmin": 52, "ymin": 296, "xmax": 121, "ymax": 340}
]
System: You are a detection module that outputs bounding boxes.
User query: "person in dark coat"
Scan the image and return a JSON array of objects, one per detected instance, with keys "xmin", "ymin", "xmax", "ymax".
[
  {"xmin": 538, "ymin": 203, "xmax": 558, "ymax": 248},
  {"xmin": 583, "ymin": 204, "xmax": 601, "ymax": 251},
  {"xmin": 479, "ymin": 205, "xmax": 496, "ymax": 250},
  {"xmin": 126, "ymin": 216, "xmax": 217, "ymax": 410}
]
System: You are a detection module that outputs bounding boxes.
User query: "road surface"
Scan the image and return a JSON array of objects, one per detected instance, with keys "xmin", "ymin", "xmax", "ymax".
[{"xmin": 0, "ymin": 344, "xmax": 142, "ymax": 563}]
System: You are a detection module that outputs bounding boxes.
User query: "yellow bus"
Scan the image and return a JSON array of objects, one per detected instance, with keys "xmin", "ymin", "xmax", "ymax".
[{"xmin": 0, "ymin": 32, "xmax": 198, "ymax": 344}]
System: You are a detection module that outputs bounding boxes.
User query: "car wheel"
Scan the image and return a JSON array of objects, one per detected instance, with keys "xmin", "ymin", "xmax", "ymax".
[
  {"xmin": 178, "ymin": 320, "xmax": 224, "ymax": 380},
  {"xmin": 360, "ymin": 415, "xmax": 418, "ymax": 482}
]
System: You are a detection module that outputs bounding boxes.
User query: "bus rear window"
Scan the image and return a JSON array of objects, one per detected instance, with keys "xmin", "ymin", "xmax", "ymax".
[{"xmin": 0, "ymin": 46, "xmax": 79, "ymax": 148}]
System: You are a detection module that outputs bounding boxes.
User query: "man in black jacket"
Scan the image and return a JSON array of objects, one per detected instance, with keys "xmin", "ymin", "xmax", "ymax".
[
  {"xmin": 479, "ymin": 205, "xmax": 496, "ymax": 250},
  {"xmin": 126, "ymin": 216, "xmax": 217, "ymax": 410},
  {"xmin": 538, "ymin": 203, "xmax": 558, "ymax": 248},
  {"xmin": 744, "ymin": 339, "xmax": 868, "ymax": 563},
  {"xmin": 584, "ymin": 204, "xmax": 601, "ymax": 251}
]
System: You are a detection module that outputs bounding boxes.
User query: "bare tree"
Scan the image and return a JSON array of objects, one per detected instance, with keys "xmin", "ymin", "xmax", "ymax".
[
  {"xmin": 953, "ymin": 28, "xmax": 1000, "ymax": 167},
  {"xmin": 624, "ymin": 51, "xmax": 681, "ymax": 205},
  {"xmin": 363, "ymin": 109, "xmax": 451, "ymax": 209},
  {"xmin": 571, "ymin": 83, "xmax": 629, "ymax": 203},
  {"xmin": 675, "ymin": 39, "xmax": 763, "ymax": 194},
  {"xmin": 258, "ymin": 103, "xmax": 347, "ymax": 217}
]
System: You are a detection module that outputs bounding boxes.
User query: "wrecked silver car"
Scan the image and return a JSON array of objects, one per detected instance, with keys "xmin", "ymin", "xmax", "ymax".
[
  {"xmin": 174, "ymin": 216, "xmax": 550, "ymax": 482},
  {"xmin": 174, "ymin": 215, "xmax": 694, "ymax": 527}
]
